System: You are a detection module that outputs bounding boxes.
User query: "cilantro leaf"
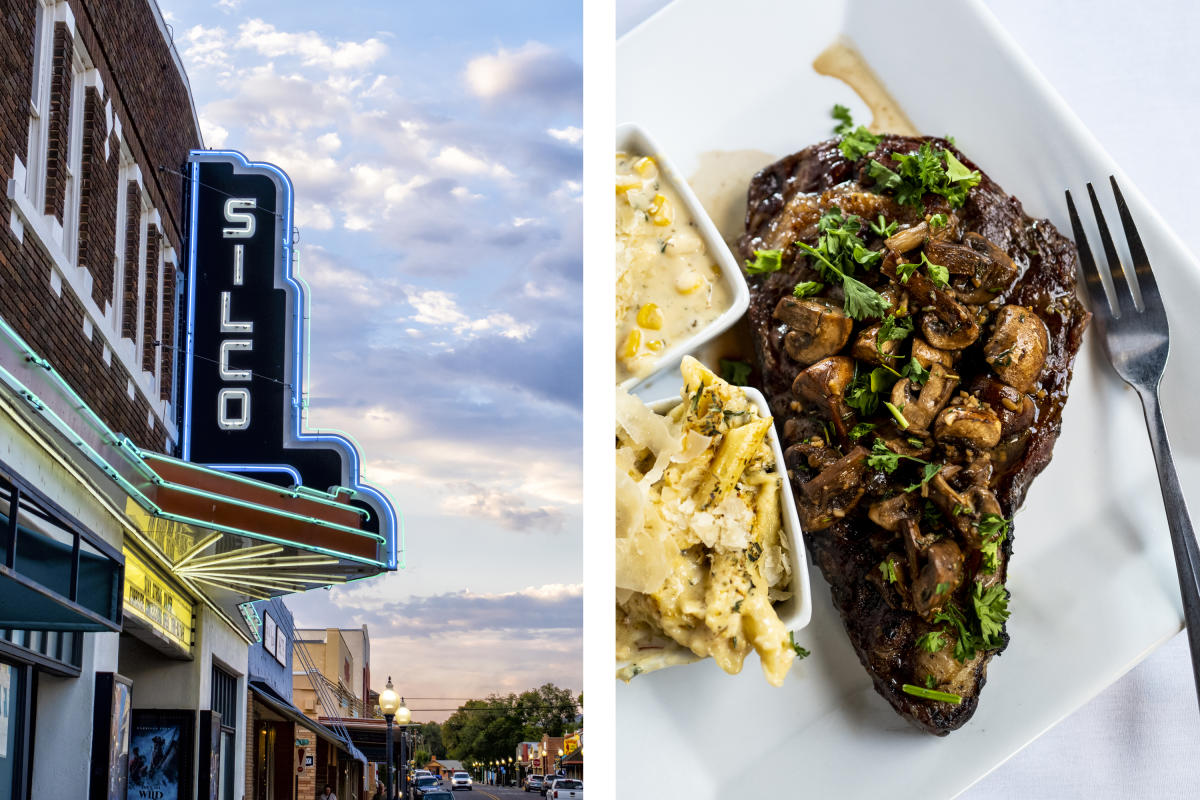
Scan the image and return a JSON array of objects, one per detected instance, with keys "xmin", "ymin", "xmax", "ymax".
[
  {"xmin": 831, "ymin": 104, "xmax": 854, "ymax": 135},
  {"xmin": 905, "ymin": 462, "xmax": 943, "ymax": 493},
  {"xmin": 865, "ymin": 159, "xmax": 903, "ymax": 192},
  {"xmin": 867, "ymin": 440, "xmax": 902, "ymax": 473},
  {"xmin": 845, "ymin": 372, "xmax": 879, "ymax": 416},
  {"xmin": 744, "ymin": 249, "xmax": 783, "ymax": 275},
  {"xmin": 719, "ymin": 359, "xmax": 752, "ymax": 386},
  {"xmin": 877, "ymin": 314, "xmax": 914, "ymax": 356},
  {"xmin": 840, "ymin": 127, "xmax": 882, "ymax": 161},
  {"xmin": 977, "ymin": 513, "xmax": 1009, "ymax": 574},
  {"xmin": 849, "ymin": 422, "xmax": 876, "ymax": 441},
  {"xmin": 972, "ymin": 581, "xmax": 1010, "ymax": 643},
  {"xmin": 793, "ymin": 281, "xmax": 824, "ymax": 298},
  {"xmin": 917, "ymin": 630, "xmax": 946, "ymax": 654},
  {"xmin": 842, "ymin": 273, "xmax": 891, "ymax": 319},
  {"xmin": 895, "ymin": 261, "xmax": 919, "ymax": 283},
  {"xmin": 922, "ymin": 252, "xmax": 950, "ymax": 288},
  {"xmin": 902, "ymin": 356, "xmax": 930, "ymax": 386}
]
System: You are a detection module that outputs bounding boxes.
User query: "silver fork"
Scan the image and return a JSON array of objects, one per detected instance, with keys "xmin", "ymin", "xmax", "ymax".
[{"xmin": 1066, "ymin": 177, "xmax": 1200, "ymax": 705}]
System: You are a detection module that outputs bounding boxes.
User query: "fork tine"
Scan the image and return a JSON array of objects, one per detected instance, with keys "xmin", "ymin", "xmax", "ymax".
[
  {"xmin": 1065, "ymin": 189, "xmax": 1111, "ymax": 316},
  {"xmin": 1110, "ymin": 176, "xmax": 1158, "ymax": 312},
  {"xmin": 1087, "ymin": 182, "xmax": 1134, "ymax": 315}
]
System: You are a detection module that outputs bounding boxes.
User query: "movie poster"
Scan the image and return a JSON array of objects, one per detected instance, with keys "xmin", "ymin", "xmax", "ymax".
[{"xmin": 127, "ymin": 710, "xmax": 193, "ymax": 800}]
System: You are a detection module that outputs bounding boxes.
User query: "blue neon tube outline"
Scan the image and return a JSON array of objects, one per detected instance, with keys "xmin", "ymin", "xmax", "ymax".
[{"xmin": 182, "ymin": 149, "xmax": 399, "ymax": 569}]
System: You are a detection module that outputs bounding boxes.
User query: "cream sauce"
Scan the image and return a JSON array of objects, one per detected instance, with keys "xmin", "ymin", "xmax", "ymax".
[
  {"xmin": 813, "ymin": 36, "xmax": 919, "ymax": 136},
  {"xmin": 616, "ymin": 152, "xmax": 731, "ymax": 383}
]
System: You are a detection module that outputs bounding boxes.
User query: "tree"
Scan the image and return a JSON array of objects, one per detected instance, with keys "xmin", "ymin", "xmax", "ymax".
[
  {"xmin": 419, "ymin": 721, "xmax": 444, "ymax": 758},
  {"xmin": 413, "ymin": 748, "xmax": 431, "ymax": 769},
  {"xmin": 441, "ymin": 684, "xmax": 580, "ymax": 765}
]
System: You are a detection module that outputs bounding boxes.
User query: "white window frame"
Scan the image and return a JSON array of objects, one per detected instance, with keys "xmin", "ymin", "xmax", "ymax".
[
  {"xmin": 111, "ymin": 147, "xmax": 135, "ymax": 336},
  {"xmin": 62, "ymin": 49, "xmax": 88, "ymax": 267},
  {"xmin": 23, "ymin": 0, "xmax": 61, "ymax": 213}
]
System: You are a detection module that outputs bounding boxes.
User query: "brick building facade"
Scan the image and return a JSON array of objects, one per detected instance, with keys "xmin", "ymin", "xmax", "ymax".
[{"xmin": 1, "ymin": 0, "xmax": 198, "ymax": 455}]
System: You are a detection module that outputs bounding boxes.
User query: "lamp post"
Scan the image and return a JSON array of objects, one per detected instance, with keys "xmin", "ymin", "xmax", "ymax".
[{"xmin": 378, "ymin": 678, "xmax": 411, "ymax": 800}]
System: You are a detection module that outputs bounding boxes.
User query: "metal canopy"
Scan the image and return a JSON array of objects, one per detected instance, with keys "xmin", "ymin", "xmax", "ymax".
[{"xmin": 0, "ymin": 313, "xmax": 395, "ymax": 639}]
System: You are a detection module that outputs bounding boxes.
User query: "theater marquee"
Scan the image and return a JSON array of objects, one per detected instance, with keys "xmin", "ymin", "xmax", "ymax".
[{"xmin": 182, "ymin": 151, "xmax": 398, "ymax": 568}]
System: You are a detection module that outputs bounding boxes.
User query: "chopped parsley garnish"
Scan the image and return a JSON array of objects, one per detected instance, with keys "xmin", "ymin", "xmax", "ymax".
[
  {"xmin": 905, "ymin": 462, "xmax": 943, "ymax": 493},
  {"xmin": 789, "ymin": 631, "xmax": 811, "ymax": 659},
  {"xmin": 901, "ymin": 684, "xmax": 962, "ymax": 704},
  {"xmin": 972, "ymin": 581, "xmax": 1010, "ymax": 642},
  {"xmin": 719, "ymin": 359, "xmax": 752, "ymax": 386},
  {"xmin": 921, "ymin": 252, "xmax": 950, "ymax": 288},
  {"xmin": 876, "ymin": 313, "xmax": 913, "ymax": 359},
  {"xmin": 869, "ymin": 214, "xmax": 898, "ymax": 238},
  {"xmin": 846, "ymin": 372, "xmax": 879, "ymax": 416},
  {"xmin": 878, "ymin": 558, "xmax": 898, "ymax": 584},
  {"xmin": 869, "ymin": 442, "xmax": 943, "ymax": 493},
  {"xmin": 831, "ymin": 105, "xmax": 882, "ymax": 160},
  {"xmin": 744, "ymin": 249, "xmax": 783, "ymax": 275},
  {"xmin": 865, "ymin": 142, "xmax": 982, "ymax": 210},
  {"xmin": 933, "ymin": 581, "xmax": 1011, "ymax": 662},
  {"xmin": 925, "ymin": 674, "xmax": 937, "ymax": 689},
  {"xmin": 849, "ymin": 422, "xmax": 876, "ymax": 441},
  {"xmin": 902, "ymin": 356, "xmax": 930, "ymax": 386},
  {"xmin": 977, "ymin": 513, "xmax": 1009, "ymax": 574},
  {"xmin": 935, "ymin": 581, "xmax": 950, "ymax": 595},
  {"xmin": 928, "ymin": 213, "xmax": 948, "ymax": 229},
  {"xmin": 916, "ymin": 630, "xmax": 947, "ymax": 653},
  {"xmin": 794, "ymin": 208, "xmax": 890, "ymax": 320},
  {"xmin": 831, "ymin": 104, "xmax": 854, "ymax": 134},
  {"xmin": 793, "ymin": 280, "xmax": 824, "ymax": 298},
  {"xmin": 895, "ymin": 260, "xmax": 919, "ymax": 283}
]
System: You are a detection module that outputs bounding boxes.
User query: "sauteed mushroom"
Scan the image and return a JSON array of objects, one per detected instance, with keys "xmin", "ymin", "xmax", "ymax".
[
  {"xmin": 984, "ymin": 305, "xmax": 1049, "ymax": 392},
  {"xmin": 774, "ymin": 297, "xmax": 854, "ymax": 365}
]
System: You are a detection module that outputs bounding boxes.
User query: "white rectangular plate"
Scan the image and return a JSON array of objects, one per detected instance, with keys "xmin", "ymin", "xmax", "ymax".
[{"xmin": 616, "ymin": 0, "xmax": 1200, "ymax": 797}]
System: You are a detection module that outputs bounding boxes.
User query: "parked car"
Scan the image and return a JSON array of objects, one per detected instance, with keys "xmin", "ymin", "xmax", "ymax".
[
  {"xmin": 451, "ymin": 771, "xmax": 472, "ymax": 791},
  {"xmin": 540, "ymin": 774, "xmax": 565, "ymax": 797},
  {"xmin": 547, "ymin": 779, "xmax": 583, "ymax": 800},
  {"xmin": 421, "ymin": 794, "xmax": 454, "ymax": 800},
  {"xmin": 410, "ymin": 775, "xmax": 443, "ymax": 799},
  {"xmin": 525, "ymin": 774, "xmax": 544, "ymax": 792}
]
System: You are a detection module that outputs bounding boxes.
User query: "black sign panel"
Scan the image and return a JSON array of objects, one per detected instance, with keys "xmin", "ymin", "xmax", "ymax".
[{"xmin": 181, "ymin": 151, "xmax": 397, "ymax": 566}]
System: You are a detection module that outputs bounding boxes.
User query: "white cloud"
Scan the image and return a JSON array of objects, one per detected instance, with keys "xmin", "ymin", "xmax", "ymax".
[
  {"xmin": 464, "ymin": 42, "xmax": 581, "ymax": 106},
  {"xmin": 547, "ymin": 126, "xmax": 582, "ymax": 145},
  {"xmin": 181, "ymin": 24, "xmax": 231, "ymax": 70},
  {"xmin": 433, "ymin": 145, "xmax": 513, "ymax": 179},
  {"xmin": 403, "ymin": 288, "xmax": 535, "ymax": 341},
  {"xmin": 235, "ymin": 19, "xmax": 387, "ymax": 70},
  {"xmin": 216, "ymin": 0, "xmax": 241, "ymax": 11},
  {"xmin": 198, "ymin": 114, "xmax": 228, "ymax": 148}
]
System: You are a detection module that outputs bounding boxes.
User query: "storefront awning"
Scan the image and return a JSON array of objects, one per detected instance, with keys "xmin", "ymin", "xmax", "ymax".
[
  {"xmin": 0, "ymin": 313, "xmax": 400, "ymax": 640},
  {"xmin": 249, "ymin": 681, "xmax": 366, "ymax": 764}
]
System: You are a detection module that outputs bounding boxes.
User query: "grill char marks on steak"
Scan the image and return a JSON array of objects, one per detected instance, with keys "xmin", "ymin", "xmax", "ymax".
[{"xmin": 739, "ymin": 135, "xmax": 1089, "ymax": 735}]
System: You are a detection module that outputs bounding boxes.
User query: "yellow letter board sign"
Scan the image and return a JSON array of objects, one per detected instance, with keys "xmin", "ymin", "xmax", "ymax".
[{"xmin": 122, "ymin": 547, "xmax": 194, "ymax": 653}]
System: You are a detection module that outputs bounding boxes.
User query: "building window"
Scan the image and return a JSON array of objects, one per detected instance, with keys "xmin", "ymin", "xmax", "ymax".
[
  {"xmin": 141, "ymin": 223, "xmax": 160, "ymax": 375},
  {"xmin": 24, "ymin": 1, "xmax": 58, "ymax": 211},
  {"xmin": 120, "ymin": 180, "xmax": 141, "ymax": 342},
  {"xmin": 43, "ymin": 21, "xmax": 73, "ymax": 224},
  {"xmin": 0, "ymin": 660, "xmax": 29, "ymax": 798},
  {"xmin": 161, "ymin": 263, "xmax": 178, "ymax": 403}
]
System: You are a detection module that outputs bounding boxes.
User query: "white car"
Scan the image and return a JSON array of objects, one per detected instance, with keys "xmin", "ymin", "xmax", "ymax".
[
  {"xmin": 451, "ymin": 771, "xmax": 472, "ymax": 791},
  {"xmin": 546, "ymin": 778, "xmax": 582, "ymax": 800}
]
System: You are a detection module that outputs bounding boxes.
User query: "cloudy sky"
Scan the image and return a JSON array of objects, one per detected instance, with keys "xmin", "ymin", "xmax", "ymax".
[{"xmin": 159, "ymin": 0, "xmax": 582, "ymax": 719}]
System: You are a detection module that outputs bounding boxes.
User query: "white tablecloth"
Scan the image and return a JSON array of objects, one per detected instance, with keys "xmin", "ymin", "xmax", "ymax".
[{"xmin": 616, "ymin": 1, "xmax": 1200, "ymax": 795}]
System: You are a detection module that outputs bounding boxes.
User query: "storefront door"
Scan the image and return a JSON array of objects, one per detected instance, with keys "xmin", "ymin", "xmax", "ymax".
[{"xmin": 0, "ymin": 659, "xmax": 27, "ymax": 797}]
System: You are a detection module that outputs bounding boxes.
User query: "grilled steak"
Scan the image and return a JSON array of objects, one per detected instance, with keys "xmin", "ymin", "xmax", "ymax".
[{"xmin": 737, "ymin": 134, "xmax": 1089, "ymax": 734}]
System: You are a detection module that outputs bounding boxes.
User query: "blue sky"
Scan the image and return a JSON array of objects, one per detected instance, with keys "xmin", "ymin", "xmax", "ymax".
[{"xmin": 159, "ymin": 0, "xmax": 581, "ymax": 718}]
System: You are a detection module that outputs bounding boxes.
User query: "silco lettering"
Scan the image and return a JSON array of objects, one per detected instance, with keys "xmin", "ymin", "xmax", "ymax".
[{"xmin": 217, "ymin": 198, "xmax": 256, "ymax": 430}]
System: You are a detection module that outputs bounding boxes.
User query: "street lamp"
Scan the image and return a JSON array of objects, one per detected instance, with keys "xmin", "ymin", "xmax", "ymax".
[{"xmin": 378, "ymin": 678, "xmax": 411, "ymax": 800}]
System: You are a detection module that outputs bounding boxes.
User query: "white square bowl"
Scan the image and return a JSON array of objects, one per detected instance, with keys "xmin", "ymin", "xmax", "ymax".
[
  {"xmin": 615, "ymin": 123, "xmax": 750, "ymax": 391},
  {"xmin": 643, "ymin": 383, "xmax": 812, "ymax": 632}
]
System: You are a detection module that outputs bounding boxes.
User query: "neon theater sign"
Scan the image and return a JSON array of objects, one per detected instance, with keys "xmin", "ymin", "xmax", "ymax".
[{"xmin": 182, "ymin": 150, "xmax": 398, "ymax": 570}]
